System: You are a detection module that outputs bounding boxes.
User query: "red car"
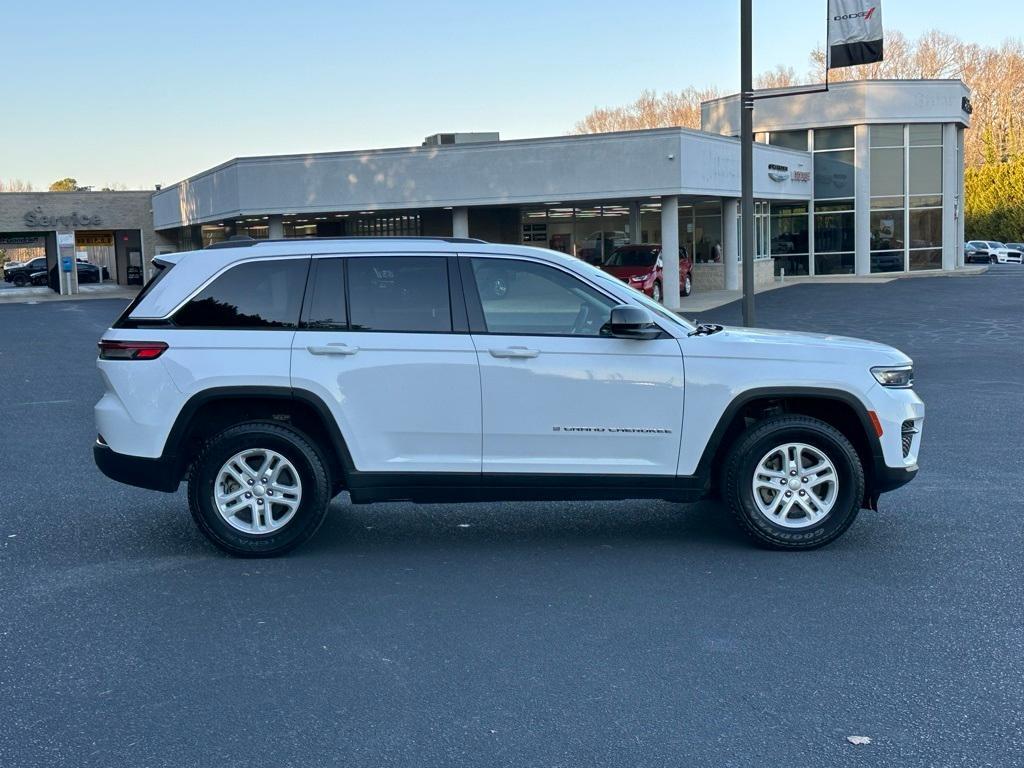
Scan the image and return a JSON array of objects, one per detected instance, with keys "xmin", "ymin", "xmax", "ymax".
[{"xmin": 599, "ymin": 244, "xmax": 693, "ymax": 303}]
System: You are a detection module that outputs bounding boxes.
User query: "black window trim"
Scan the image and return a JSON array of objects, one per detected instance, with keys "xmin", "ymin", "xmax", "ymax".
[
  {"xmin": 299, "ymin": 256, "xmax": 348, "ymax": 332},
  {"xmin": 457, "ymin": 253, "xmax": 670, "ymax": 339}
]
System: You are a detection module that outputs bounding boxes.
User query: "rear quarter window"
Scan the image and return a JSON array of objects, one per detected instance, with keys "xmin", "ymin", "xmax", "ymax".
[
  {"xmin": 173, "ymin": 258, "xmax": 310, "ymax": 329},
  {"xmin": 113, "ymin": 261, "xmax": 174, "ymax": 328}
]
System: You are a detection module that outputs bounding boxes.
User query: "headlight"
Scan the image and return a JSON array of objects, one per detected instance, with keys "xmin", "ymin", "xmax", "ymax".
[
  {"xmin": 871, "ymin": 365, "xmax": 914, "ymax": 388},
  {"xmin": 629, "ymin": 273, "xmax": 651, "ymax": 282}
]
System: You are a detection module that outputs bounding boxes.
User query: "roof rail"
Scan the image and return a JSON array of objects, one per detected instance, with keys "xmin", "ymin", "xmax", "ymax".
[{"xmin": 205, "ymin": 235, "xmax": 488, "ymax": 250}]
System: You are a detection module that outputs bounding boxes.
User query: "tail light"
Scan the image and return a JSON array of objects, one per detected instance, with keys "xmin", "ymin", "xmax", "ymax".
[{"xmin": 98, "ymin": 340, "xmax": 168, "ymax": 360}]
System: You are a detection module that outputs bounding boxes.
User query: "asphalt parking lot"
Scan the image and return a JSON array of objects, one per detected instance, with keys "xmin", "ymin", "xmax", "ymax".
[{"xmin": 1, "ymin": 267, "xmax": 1022, "ymax": 767}]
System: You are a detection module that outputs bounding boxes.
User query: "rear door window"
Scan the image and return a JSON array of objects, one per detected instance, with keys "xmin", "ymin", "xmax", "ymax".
[{"xmin": 347, "ymin": 257, "xmax": 452, "ymax": 332}]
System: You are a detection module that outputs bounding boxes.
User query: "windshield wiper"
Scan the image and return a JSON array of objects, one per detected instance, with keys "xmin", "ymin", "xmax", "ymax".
[{"xmin": 687, "ymin": 322, "xmax": 724, "ymax": 337}]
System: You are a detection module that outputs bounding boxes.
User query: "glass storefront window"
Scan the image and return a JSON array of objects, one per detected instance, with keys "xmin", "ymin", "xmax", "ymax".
[
  {"xmin": 201, "ymin": 225, "xmax": 226, "ymax": 247},
  {"xmin": 910, "ymin": 146, "xmax": 942, "ymax": 195},
  {"xmin": 910, "ymin": 207, "xmax": 942, "ymax": 249},
  {"xmin": 769, "ymin": 130, "xmax": 808, "ymax": 151},
  {"xmin": 814, "ymin": 210, "xmax": 855, "ymax": 253},
  {"xmin": 909, "ymin": 194, "xmax": 942, "ymax": 208},
  {"xmin": 870, "ymin": 147, "xmax": 904, "ymax": 197},
  {"xmin": 909, "ymin": 248, "xmax": 942, "ymax": 271},
  {"xmin": 870, "ymin": 210, "xmax": 904, "ymax": 251},
  {"xmin": 770, "ymin": 202, "xmax": 809, "ymax": 275},
  {"xmin": 815, "ymin": 252, "xmax": 854, "ymax": 275},
  {"xmin": 870, "ymin": 125, "xmax": 904, "ymax": 147},
  {"xmin": 815, "ymin": 199, "xmax": 854, "ymax": 213},
  {"xmin": 814, "ymin": 150, "xmax": 855, "ymax": 199},
  {"xmin": 814, "ymin": 127, "xmax": 854, "ymax": 150},
  {"xmin": 694, "ymin": 214, "xmax": 722, "ymax": 262},
  {"xmin": 909, "ymin": 124, "xmax": 942, "ymax": 146},
  {"xmin": 871, "ymin": 196, "xmax": 904, "ymax": 209},
  {"xmin": 871, "ymin": 251, "xmax": 904, "ymax": 273}
]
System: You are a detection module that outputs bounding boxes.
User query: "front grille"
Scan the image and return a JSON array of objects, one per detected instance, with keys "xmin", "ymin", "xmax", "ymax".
[{"xmin": 901, "ymin": 420, "xmax": 917, "ymax": 457}]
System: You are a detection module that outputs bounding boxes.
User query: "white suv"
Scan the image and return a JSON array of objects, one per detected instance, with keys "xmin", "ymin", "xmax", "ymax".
[{"xmin": 94, "ymin": 237, "xmax": 923, "ymax": 556}]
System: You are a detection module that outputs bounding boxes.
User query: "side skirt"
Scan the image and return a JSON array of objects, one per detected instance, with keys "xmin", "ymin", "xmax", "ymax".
[{"xmin": 345, "ymin": 472, "xmax": 709, "ymax": 505}]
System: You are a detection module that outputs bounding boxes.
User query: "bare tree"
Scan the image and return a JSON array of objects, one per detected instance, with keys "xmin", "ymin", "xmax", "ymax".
[
  {"xmin": 756, "ymin": 66, "xmax": 799, "ymax": 90},
  {"xmin": 575, "ymin": 30, "xmax": 1024, "ymax": 168},
  {"xmin": 0, "ymin": 179, "xmax": 35, "ymax": 192},
  {"xmin": 575, "ymin": 87, "xmax": 722, "ymax": 133}
]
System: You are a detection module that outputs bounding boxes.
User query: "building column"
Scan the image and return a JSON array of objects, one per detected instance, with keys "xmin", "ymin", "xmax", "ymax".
[
  {"xmin": 956, "ymin": 127, "xmax": 965, "ymax": 267},
  {"xmin": 452, "ymin": 207, "xmax": 469, "ymax": 238},
  {"xmin": 661, "ymin": 196, "xmax": 681, "ymax": 310},
  {"xmin": 942, "ymin": 123, "xmax": 958, "ymax": 271},
  {"xmin": 854, "ymin": 124, "xmax": 871, "ymax": 275},
  {"xmin": 629, "ymin": 201, "xmax": 642, "ymax": 243},
  {"xmin": 268, "ymin": 214, "xmax": 285, "ymax": 240},
  {"xmin": 723, "ymin": 198, "xmax": 739, "ymax": 290}
]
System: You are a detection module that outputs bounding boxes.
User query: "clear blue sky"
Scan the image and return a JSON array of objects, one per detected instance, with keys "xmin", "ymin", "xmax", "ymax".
[{"xmin": 0, "ymin": 0, "xmax": 1017, "ymax": 190}]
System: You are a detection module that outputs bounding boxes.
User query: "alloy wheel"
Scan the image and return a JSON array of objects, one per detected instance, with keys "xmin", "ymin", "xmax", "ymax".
[
  {"xmin": 751, "ymin": 442, "xmax": 838, "ymax": 529},
  {"xmin": 213, "ymin": 449, "xmax": 302, "ymax": 535}
]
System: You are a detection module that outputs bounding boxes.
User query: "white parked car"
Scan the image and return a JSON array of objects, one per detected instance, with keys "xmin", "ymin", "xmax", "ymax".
[
  {"xmin": 982, "ymin": 241, "xmax": 1022, "ymax": 264},
  {"xmin": 94, "ymin": 237, "xmax": 923, "ymax": 556},
  {"xmin": 1004, "ymin": 243, "xmax": 1024, "ymax": 262}
]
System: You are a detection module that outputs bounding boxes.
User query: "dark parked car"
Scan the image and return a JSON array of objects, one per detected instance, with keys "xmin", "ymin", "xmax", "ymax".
[
  {"xmin": 3, "ymin": 256, "xmax": 48, "ymax": 286},
  {"xmin": 29, "ymin": 261, "xmax": 110, "ymax": 286}
]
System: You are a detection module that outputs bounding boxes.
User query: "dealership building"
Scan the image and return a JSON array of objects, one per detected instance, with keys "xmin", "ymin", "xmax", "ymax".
[
  {"xmin": 0, "ymin": 191, "xmax": 160, "ymax": 290},
  {"xmin": 26, "ymin": 78, "xmax": 967, "ymax": 307}
]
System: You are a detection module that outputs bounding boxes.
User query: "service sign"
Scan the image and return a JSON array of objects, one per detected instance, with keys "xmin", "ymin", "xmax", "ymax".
[{"xmin": 827, "ymin": 0, "xmax": 883, "ymax": 69}]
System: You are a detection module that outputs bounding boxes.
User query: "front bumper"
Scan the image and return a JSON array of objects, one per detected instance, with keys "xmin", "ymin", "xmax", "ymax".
[{"xmin": 93, "ymin": 441, "xmax": 181, "ymax": 493}]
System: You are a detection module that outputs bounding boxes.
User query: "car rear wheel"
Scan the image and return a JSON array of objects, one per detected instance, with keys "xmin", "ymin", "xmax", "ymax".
[
  {"xmin": 187, "ymin": 421, "xmax": 332, "ymax": 557},
  {"xmin": 721, "ymin": 415, "xmax": 864, "ymax": 550}
]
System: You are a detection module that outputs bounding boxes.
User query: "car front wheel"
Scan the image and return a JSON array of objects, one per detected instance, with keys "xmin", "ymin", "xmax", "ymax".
[
  {"xmin": 12, "ymin": 274, "xmax": 27, "ymax": 287},
  {"xmin": 187, "ymin": 421, "xmax": 332, "ymax": 557},
  {"xmin": 721, "ymin": 415, "xmax": 865, "ymax": 549},
  {"xmin": 682, "ymin": 273, "xmax": 692, "ymax": 297},
  {"xmin": 651, "ymin": 281, "xmax": 662, "ymax": 303}
]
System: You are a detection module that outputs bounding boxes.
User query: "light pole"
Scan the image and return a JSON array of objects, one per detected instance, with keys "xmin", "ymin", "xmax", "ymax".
[{"xmin": 740, "ymin": 0, "xmax": 755, "ymax": 327}]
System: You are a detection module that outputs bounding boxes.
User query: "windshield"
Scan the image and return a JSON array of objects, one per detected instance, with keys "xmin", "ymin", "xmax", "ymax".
[
  {"xmin": 604, "ymin": 246, "xmax": 659, "ymax": 268},
  {"xmin": 989, "ymin": 242, "xmax": 1005, "ymax": 248}
]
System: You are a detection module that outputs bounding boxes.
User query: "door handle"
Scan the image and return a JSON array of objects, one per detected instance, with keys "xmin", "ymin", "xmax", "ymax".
[
  {"xmin": 307, "ymin": 343, "xmax": 359, "ymax": 356},
  {"xmin": 489, "ymin": 346, "xmax": 540, "ymax": 359}
]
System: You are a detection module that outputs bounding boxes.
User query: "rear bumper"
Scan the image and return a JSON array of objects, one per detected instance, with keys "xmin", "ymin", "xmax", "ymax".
[{"xmin": 93, "ymin": 441, "xmax": 180, "ymax": 493}]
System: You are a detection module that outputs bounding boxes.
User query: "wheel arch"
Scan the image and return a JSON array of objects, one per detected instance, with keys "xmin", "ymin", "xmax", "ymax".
[
  {"xmin": 697, "ymin": 387, "xmax": 883, "ymax": 501},
  {"xmin": 162, "ymin": 386, "xmax": 354, "ymax": 489}
]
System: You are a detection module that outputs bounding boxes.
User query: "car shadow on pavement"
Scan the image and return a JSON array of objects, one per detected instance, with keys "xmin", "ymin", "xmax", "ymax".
[{"xmin": 297, "ymin": 497, "xmax": 753, "ymax": 557}]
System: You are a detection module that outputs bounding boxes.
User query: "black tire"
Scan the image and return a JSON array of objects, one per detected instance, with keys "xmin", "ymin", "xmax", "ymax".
[
  {"xmin": 681, "ymin": 272, "xmax": 693, "ymax": 297},
  {"xmin": 12, "ymin": 274, "xmax": 27, "ymax": 287},
  {"xmin": 721, "ymin": 415, "xmax": 865, "ymax": 550},
  {"xmin": 187, "ymin": 421, "xmax": 332, "ymax": 557},
  {"xmin": 651, "ymin": 280, "xmax": 662, "ymax": 303}
]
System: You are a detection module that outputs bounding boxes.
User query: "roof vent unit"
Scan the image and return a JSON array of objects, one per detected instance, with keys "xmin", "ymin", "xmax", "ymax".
[{"xmin": 422, "ymin": 132, "xmax": 500, "ymax": 147}]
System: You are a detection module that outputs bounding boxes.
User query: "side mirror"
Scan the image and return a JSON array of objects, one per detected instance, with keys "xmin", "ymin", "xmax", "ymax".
[{"xmin": 608, "ymin": 305, "xmax": 661, "ymax": 340}]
